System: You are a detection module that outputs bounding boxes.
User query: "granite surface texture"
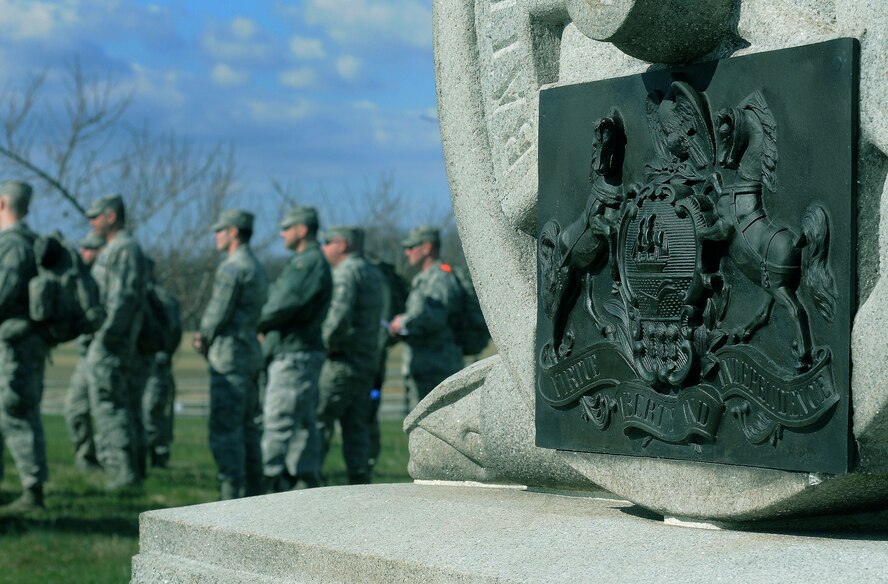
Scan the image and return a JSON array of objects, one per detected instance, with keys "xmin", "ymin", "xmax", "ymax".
[
  {"xmin": 132, "ymin": 483, "xmax": 888, "ymax": 583},
  {"xmin": 417, "ymin": 0, "xmax": 888, "ymax": 520}
]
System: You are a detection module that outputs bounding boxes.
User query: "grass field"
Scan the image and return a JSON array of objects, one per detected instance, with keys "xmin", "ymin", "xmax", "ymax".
[
  {"xmin": 0, "ymin": 415, "xmax": 411, "ymax": 583},
  {"xmin": 39, "ymin": 335, "xmax": 423, "ymax": 418},
  {"xmin": 0, "ymin": 335, "xmax": 437, "ymax": 583}
]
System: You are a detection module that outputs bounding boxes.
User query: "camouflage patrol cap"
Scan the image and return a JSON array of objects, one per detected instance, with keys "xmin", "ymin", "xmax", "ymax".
[
  {"xmin": 280, "ymin": 205, "xmax": 319, "ymax": 230},
  {"xmin": 0, "ymin": 180, "xmax": 32, "ymax": 201},
  {"xmin": 211, "ymin": 209, "xmax": 254, "ymax": 232},
  {"xmin": 322, "ymin": 225, "xmax": 364, "ymax": 247},
  {"xmin": 401, "ymin": 225, "xmax": 440, "ymax": 248},
  {"xmin": 79, "ymin": 233, "xmax": 106, "ymax": 250},
  {"xmin": 86, "ymin": 194, "xmax": 125, "ymax": 219},
  {"xmin": 0, "ymin": 180, "xmax": 33, "ymax": 215}
]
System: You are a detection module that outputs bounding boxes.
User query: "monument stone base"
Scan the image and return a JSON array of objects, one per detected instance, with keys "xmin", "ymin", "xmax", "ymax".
[{"xmin": 132, "ymin": 482, "xmax": 888, "ymax": 583}]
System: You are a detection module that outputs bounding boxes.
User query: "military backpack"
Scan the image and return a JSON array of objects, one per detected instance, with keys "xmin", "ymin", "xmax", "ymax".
[
  {"xmin": 450, "ymin": 264, "xmax": 491, "ymax": 356},
  {"xmin": 137, "ymin": 283, "xmax": 182, "ymax": 356},
  {"xmin": 29, "ymin": 234, "xmax": 105, "ymax": 345},
  {"xmin": 367, "ymin": 257, "xmax": 408, "ymax": 350}
]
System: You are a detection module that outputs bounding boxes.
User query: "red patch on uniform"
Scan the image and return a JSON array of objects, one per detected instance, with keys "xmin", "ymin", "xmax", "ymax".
[{"xmin": 440, "ymin": 263, "xmax": 453, "ymax": 273}]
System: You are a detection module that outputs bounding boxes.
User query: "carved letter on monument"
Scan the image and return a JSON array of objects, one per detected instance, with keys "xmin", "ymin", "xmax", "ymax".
[{"xmin": 535, "ymin": 39, "xmax": 858, "ymax": 473}]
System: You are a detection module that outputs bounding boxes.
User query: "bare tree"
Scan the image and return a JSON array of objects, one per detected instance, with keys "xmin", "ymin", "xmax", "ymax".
[
  {"xmin": 272, "ymin": 172, "xmax": 461, "ymax": 270},
  {"xmin": 115, "ymin": 130, "xmax": 240, "ymax": 324},
  {"xmin": 0, "ymin": 61, "xmax": 240, "ymax": 325},
  {"xmin": 0, "ymin": 60, "xmax": 131, "ymax": 220}
]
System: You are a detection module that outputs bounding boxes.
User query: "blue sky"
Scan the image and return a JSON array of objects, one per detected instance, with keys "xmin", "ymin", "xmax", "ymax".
[{"xmin": 0, "ymin": 0, "xmax": 449, "ymax": 227}]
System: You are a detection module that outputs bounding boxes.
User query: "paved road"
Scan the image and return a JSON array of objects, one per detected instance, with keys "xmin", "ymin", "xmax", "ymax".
[
  {"xmin": 40, "ymin": 335, "xmax": 493, "ymax": 421},
  {"xmin": 41, "ymin": 360, "xmax": 414, "ymax": 421}
]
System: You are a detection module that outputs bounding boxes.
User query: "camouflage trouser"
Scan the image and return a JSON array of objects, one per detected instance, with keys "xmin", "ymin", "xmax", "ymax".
[
  {"xmin": 129, "ymin": 355, "xmax": 155, "ymax": 480},
  {"xmin": 64, "ymin": 357, "xmax": 97, "ymax": 465},
  {"xmin": 143, "ymin": 356, "xmax": 175, "ymax": 465},
  {"xmin": 261, "ymin": 351, "xmax": 324, "ymax": 481},
  {"xmin": 86, "ymin": 343, "xmax": 139, "ymax": 487},
  {"xmin": 406, "ymin": 367, "xmax": 458, "ymax": 409},
  {"xmin": 317, "ymin": 357, "xmax": 373, "ymax": 479},
  {"xmin": 368, "ymin": 349, "xmax": 388, "ymax": 468},
  {"xmin": 0, "ymin": 334, "xmax": 48, "ymax": 489},
  {"xmin": 404, "ymin": 346, "xmax": 463, "ymax": 410},
  {"xmin": 208, "ymin": 365, "xmax": 262, "ymax": 491}
]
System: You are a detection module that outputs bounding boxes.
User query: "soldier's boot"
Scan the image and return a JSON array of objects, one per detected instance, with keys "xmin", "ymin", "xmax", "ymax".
[
  {"xmin": 105, "ymin": 455, "xmax": 141, "ymax": 492},
  {"xmin": 269, "ymin": 472, "xmax": 296, "ymax": 493},
  {"xmin": 219, "ymin": 480, "xmax": 241, "ymax": 501},
  {"xmin": 136, "ymin": 451, "xmax": 148, "ymax": 482},
  {"xmin": 1, "ymin": 485, "xmax": 45, "ymax": 513},
  {"xmin": 150, "ymin": 448, "xmax": 170, "ymax": 469},
  {"xmin": 244, "ymin": 474, "xmax": 265, "ymax": 497},
  {"xmin": 106, "ymin": 476, "xmax": 142, "ymax": 493},
  {"xmin": 73, "ymin": 438, "xmax": 99, "ymax": 470},
  {"xmin": 293, "ymin": 474, "xmax": 320, "ymax": 490},
  {"xmin": 74, "ymin": 455, "xmax": 103, "ymax": 473},
  {"xmin": 348, "ymin": 472, "xmax": 372, "ymax": 485},
  {"xmin": 256, "ymin": 475, "xmax": 274, "ymax": 495}
]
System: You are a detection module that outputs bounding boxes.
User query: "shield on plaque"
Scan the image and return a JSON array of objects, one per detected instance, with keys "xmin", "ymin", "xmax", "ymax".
[{"xmin": 616, "ymin": 183, "xmax": 711, "ymax": 387}]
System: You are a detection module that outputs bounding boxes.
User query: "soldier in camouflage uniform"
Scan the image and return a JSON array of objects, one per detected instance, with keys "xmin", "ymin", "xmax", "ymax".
[
  {"xmin": 0, "ymin": 181, "xmax": 49, "ymax": 511},
  {"xmin": 389, "ymin": 226, "xmax": 464, "ymax": 407},
  {"xmin": 258, "ymin": 206, "xmax": 331, "ymax": 491},
  {"xmin": 64, "ymin": 233, "xmax": 105, "ymax": 472},
  {"xmin": 195, "ymin": 210, "xmax": 267, "ymax": 500},
  {"xmin": 86, "ymin": 194, "xmax": 147, "ymax": 490},
  {"xmin": 318, "ymin": 226, "xmax": 385, "ymax": 484}
]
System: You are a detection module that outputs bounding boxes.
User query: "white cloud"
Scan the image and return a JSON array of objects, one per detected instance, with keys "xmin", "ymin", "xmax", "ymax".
[
  {"xmin": 278, "ymin": 67, "xmax": 317, "ymax": 89},
  {"xmin": 229, "ymin": 17, "xmax": 259, "ymax": 40},
  {"xmin": 211, "ymin": 63, "xmax": 250, "ymax": 87},
  {"xmin": 0, "ymin": 0, "xmax": 81, "ymax": 41},
  {"xmin": 0, "ymin": 0, "xmax": 179, "ymax": 48},
  {"xmin": 373, "ymin": 128, "xmax": 389, "ymax": 144},
  {"xmin": 304, "ymin": 0, "xmax": 431, "ymax": 50},
  {"xmin": 289, "ymin": 36, "xmax": 325, "ymax": 59},
  {"xmin": 352, "ymin": 105, "xmax": 443, "ymax": 150},
  {"xmin": 203, "ymin": 17, "xmax": 272, "ymax": 62},
  {"xmin": 246, "ymin": 98, "xmax": 315, "ymax": 122},
  {"xmin": 336, "ymin": 55, "xmax": 361, "ymax": 80},
  {"xmin": 130, "ymin": 62, "xmax": 187, "ymax": 107}
]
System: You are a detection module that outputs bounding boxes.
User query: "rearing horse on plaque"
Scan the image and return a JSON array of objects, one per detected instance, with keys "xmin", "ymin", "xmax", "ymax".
[
  {"xmin": 538, "ymin": 112, "xmax": 627, "ymax": 365},
  {"xmin": 698, "ymin": 90, "xmax": 837, "ymax": 371}
]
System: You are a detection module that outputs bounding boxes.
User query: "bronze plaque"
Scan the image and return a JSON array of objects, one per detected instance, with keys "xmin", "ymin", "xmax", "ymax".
[{"xmin": 535, "ymin": 39, "xmax": 858, "ymax": 473}]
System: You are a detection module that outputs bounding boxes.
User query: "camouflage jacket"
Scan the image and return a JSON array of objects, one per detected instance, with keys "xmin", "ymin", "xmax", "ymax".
[
  {"xmin": 199, "ymin": 244, "xmax": 268, "ymax": 375},
  {"xmin": 322, "ymin": 254, "xmax": 385, "ymax": 373},
  {"xmin": 0, "ymin": 222, "xmax": 38, "ymax": 340},
  {"xmin": 259, "ymin": 242, "xmax": 331, "ymax": 357},
  {"xmin": 401, "ymin": 260, "xmax": 463, "ymax": 376},
  {"xmin": 90, "ymin": 229, "xmax": 146, "ymax": 353}
]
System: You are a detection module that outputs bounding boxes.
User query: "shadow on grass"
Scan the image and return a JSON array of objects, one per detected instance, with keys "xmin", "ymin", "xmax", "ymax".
[{"xmin": 0, "ymin": 513, "xmax": 139, "ymax": 537}]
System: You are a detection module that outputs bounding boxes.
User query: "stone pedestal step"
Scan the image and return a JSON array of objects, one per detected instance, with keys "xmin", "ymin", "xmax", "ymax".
[{"xmin": 133, "ymin": 483, "xmax": 888, "ymax": 583}]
